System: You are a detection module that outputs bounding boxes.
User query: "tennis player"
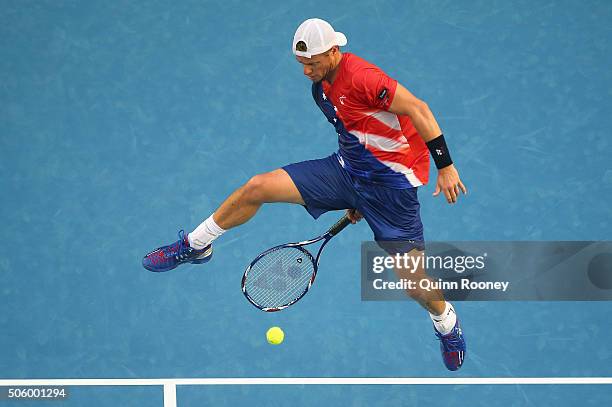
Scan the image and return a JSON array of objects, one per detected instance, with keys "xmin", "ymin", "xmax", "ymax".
[{"xmin": 143, "ymin": 18, "xmax": 467, "ymax": 371}]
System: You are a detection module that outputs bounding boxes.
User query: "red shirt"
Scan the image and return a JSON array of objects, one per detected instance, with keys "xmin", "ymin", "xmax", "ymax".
[{"xmin": 319, "ymin": 53, "xmax": 429, "ymax": 187}]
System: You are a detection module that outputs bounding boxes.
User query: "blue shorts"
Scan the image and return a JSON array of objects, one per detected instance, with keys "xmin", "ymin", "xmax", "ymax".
[{"xmin": 283, "ymin": 154, "xmax": 424, "ymax": 253}]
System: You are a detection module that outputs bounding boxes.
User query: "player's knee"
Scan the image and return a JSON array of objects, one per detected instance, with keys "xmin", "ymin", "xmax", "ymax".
[{"xmin": 242, "ymin": 174, "xmax": 271, "ymax": 203}]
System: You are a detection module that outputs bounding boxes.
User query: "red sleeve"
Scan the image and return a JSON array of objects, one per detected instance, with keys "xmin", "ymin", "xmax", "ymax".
[{"xmin": 351, "ymin": 68, "xmax": 398, "ymax": 110}]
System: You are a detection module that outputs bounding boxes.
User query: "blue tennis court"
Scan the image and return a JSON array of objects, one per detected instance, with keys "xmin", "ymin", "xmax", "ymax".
[{"xmin": 1, "ymin": 0, "xmax": 611, "ymax": 405}]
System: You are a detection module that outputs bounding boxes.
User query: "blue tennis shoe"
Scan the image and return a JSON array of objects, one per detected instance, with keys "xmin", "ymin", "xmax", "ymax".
[
  {"xmin": 142, "ymin": 230, "xmax": 212, "ymax": 272},
  {"xmin": 434, "ymin": 319, "xmax": 466, "ymax": 371}
]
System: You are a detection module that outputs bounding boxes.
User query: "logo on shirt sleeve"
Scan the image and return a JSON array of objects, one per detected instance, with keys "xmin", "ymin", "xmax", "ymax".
[{"xmin": 378, "ymin": 88, "xmax": 388, "ymax": 100}]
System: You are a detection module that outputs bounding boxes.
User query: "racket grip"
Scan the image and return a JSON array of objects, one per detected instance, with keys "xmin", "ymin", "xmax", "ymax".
[{"xmin": 328, "ymin": 214, "xmax": 352, "ymax": 236}]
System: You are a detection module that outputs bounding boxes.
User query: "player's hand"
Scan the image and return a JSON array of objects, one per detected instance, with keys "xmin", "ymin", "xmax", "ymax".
[
  {"xmin": 346, "ymin": 208, "xmax": 363, "ymax": 224},
  {"xmin": 433, "ymin": 164, "xmax": 467, "ymax": 204}
]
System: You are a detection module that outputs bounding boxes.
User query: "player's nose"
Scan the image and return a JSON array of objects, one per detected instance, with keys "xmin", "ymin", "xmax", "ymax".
[{"xmin": 303, "ymin": 66, "xmax": 312, "ymax": 76}]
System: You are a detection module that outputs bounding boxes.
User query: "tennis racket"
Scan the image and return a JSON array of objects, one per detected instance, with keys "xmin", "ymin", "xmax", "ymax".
[{"xmin": 242, "ymin": 214, "xmax": 352, "ymax": 312}]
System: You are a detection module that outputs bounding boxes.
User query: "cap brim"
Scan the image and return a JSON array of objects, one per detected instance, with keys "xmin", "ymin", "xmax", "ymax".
[
  {"xmin": 294, "ymin": 50, "xmax": 312, "ymax": 58},
  {"xmin": 335, "ymin": 32, "xmax": 347, "ymax": 47}
]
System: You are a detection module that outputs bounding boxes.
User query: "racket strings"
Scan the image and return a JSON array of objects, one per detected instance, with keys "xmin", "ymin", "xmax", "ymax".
[{"xmin": 245, "ymin": 246, "xmax": 315, "ymax": 309}]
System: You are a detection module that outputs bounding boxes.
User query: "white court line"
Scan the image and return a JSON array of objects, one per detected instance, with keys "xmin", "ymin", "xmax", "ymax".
[
  {"xmin": 1, "ymin": 377, "xmax": 612, "ymax": 386},
  {"xmin": 163, "ymin": 383, "xmax": 176, "ymax": 407}
]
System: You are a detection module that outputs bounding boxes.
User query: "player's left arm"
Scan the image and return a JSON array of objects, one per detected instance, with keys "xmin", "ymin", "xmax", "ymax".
[{"xmin": 388, "ymin": 83, "xmax": 467, "ymax": 204}]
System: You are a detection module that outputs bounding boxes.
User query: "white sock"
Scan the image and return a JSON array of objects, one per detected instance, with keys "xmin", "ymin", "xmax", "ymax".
[
  {"xmin": 429, "ymin": 302, "xmax": 457, "ymax": 335},
  {"xmin": 188, "ymin": 214, "xmax": 226, "ymax": 249}
]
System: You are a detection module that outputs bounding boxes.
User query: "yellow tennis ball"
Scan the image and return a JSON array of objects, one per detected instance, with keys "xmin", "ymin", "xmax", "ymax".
[{"xmin": 266, "ymin": 326, "xmax": 284, "ymax": 345}]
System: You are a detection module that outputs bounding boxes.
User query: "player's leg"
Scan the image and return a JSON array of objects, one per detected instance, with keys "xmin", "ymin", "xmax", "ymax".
[
  {"xmin": 375, "ymin": 240, "xmax": 450, "ymax": 322},
  {"xmin": 390, "ymin": 247, "xmax": 445, "ymax": 315},
  {"xmin": 143, "ymin": 154, "xmax": 355, "ymax": 273},
  {"xmin": 212, "ymin": 169, "xmax": 304, "ymax": 230},
  {"xmin": 192, "ymin": 153, "xmax": 357, "ymax": 249},
  {"xmin": 142, "ymin": 168, "xmax": 303, "ymax": 273},
  {"xmin": 356, "ymin": 183, "xmax": 466, "ymax": 371},
  {"xmin": 392, "ymin": 250, "xmax": 465, "ymax": 371},
  {"xmin": 185, "ymin": 168, "xmax": 304, "ymax": 250}
]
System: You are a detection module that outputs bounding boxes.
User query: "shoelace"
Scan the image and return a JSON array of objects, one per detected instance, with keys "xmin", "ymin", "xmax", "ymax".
[
  {"xmin": 149, "ymin": 231, "xmax": 190, "ymax": 265},
  {"xmin": 160, "ymin": 230, "xmax": 192, "ymax": 261},
  {"xmin": 174, "ymin": 230, "xmax": 193, "ymax": 261}
]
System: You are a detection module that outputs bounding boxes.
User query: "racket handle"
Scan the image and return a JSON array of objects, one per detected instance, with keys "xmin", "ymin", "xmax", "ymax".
[{"xmin": 327, "ymin": 214, "xmax": 352, "ymax": 236}]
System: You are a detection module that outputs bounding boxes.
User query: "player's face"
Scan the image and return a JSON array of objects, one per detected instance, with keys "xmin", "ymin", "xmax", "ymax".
[{"xmin": 296, "ymin": 51, "xmax": 334, "ymax": 83}]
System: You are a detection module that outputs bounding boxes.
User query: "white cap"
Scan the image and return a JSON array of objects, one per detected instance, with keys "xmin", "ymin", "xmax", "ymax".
[{"xmin": 292, "ymin": 18, "xmax": 347, "ymax": 58}]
